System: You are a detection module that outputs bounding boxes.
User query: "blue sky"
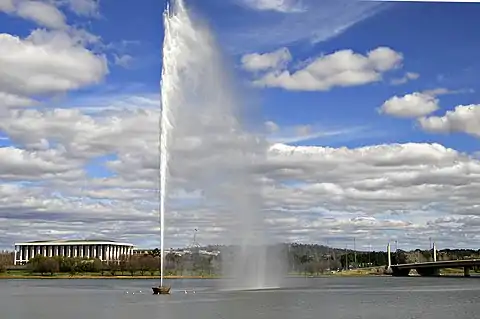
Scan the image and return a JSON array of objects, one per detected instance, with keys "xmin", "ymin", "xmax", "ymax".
[
  {"xmin": 62, "ymin": 0, "xmax": 480, "ymax": 153},
  {"xmin": 1, "ymin": 0, "xmax": 480, "ymax": 250}
]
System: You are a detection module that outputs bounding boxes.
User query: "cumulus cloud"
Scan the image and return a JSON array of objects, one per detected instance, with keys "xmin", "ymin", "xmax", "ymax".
[
  {"xmin": 16, "ymin": 1, "xmax": 67, "ymax": 29},
  {"xmin": 419, "ymin": 104, "xmax": 480, "ymax": 138},
  {"xmin": 379, "ymin": 92, "xmax": 439, "ymax": 118},
  {"xmin": 0, "ymin": 147, "xmax": 83, "ymax": 181},
  {"xmin": 241, "ymin": 47, "xmax": 291, "ymax": 72},
  {"xmin": 114, "ymin": 54, "xmax": 134, "ymax": 68},
  {"xmin": 245, "ymin": 46, "xmax": 403, "ymax": 91},
  {"xmin": 1, "ymin": 0, "xmax": 478, "ymax": 251},
  {"xmin": 0, "ymin": 0, "xmax": 15, "ymax": 12},
  {"xmin": 390, "ymin": 71, "xmax": 419, "ymax": 85},
  {"xmin": 1, "ymin": 93, "xmax": 479, "ymax": 250},
  {"xmin": 0, "ymin": 30, "xmax": 108, "ymax": 96},
  {"xmin": 0, "ymin": 92, "xmax": 36, "ymax": 110},
  {"xmin": 264, "ymin": 121, "xmax": 279, "ymax": 133}
]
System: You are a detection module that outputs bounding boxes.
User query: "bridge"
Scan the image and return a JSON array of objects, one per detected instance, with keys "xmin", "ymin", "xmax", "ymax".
[
  {"xmin": 385, "ymin": 242, "xmax": 479, "ymax": 277},
  {"xmin": 390, "ymin": 259, "xmax": 480, "ymax": 277}
]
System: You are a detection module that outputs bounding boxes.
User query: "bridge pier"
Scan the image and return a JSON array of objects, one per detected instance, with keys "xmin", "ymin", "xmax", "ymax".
[
  {"xmin": 464, "ymin": 267, "xmax": 471, "ymax": 277},
  {"xmin": 391, "ymin": 268, "xmax": 410, "ymax": 277},
  {"xmin": 416, "ymin": 267, "xmax": 440, "ymax": 277}
]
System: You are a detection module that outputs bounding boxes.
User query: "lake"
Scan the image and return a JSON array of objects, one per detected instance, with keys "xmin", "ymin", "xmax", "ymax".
[{"xmin": 1, "ymin": 277, "xmax": 479, "ymax": 318}]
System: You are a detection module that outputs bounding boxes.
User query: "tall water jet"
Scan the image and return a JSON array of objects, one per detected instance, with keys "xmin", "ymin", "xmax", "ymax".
[
  {"xmin": 161, "ymin": 0, "xmax": 286, "ymax": 291},
  {"xmin": 157, "ymin": 0, "xmax": 176, "ymax": 292}
]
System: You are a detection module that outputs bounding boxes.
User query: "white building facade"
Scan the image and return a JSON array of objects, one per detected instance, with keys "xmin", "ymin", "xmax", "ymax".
[{"xmin": 13, "ymin": 240, "xmax": 135, "ymax": 265}]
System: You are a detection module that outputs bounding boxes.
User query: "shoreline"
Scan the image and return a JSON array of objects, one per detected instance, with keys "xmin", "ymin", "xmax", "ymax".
[
  {"xmin": 0, "ymin": 271, "xmax": 385, "ymax": 280},
  {"xmin": 0, "ymin": 274, "xmax": 220, "ymax": 280},
  {"xmin": 1, "ymin": 268, "xmax": 471, "ymax": 279}
]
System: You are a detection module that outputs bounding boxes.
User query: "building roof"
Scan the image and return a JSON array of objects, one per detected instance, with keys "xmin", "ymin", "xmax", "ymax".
[{"xmin": 14, "ymin": 239, "xmax": 135, "ymax": 246}]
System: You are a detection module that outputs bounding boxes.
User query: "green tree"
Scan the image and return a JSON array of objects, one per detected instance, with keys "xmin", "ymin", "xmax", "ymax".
[
  {"xmin": 0, "ymin": 262, "xmax": 6, "ymax": 273},
  {"xmin": 127, "ymin": 256, "xmax": 138, "ymax": 276},
  {"xmin": 138, "ymin": 255, "xmax": 150, "ymax": 275},
  {"xmin": 107, "ymin": 261, "xmax": 118, "ymax": 276},
  {"xmin": 119, "ymin": 256, "xmax": 128, "ymax": 275}
]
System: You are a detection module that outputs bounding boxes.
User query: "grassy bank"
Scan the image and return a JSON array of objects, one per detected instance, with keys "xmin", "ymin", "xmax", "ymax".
[
  {"xmin": 0, "ymin": 269, "xmax": 220, "ymax": 279},
  {"xmin": 1, "ymin": 268, "xmax": 389, "ymax": 279}
]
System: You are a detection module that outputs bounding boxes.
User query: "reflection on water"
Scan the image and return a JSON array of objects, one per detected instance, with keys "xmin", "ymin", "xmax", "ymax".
[{"xmin": 1, "ymin": 277, "xmax": 480, "ymax": 319}]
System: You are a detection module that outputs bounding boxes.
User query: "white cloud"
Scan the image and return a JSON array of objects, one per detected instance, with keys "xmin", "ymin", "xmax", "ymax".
[
  {"xmin": 264, "ymin": 121, "xmax": 279, "ymax": 133},
  {"xmin": 16, "ymin": 1, "xmax": 67, "ymax": 29},
  {"xmin": 248, "ymin": 47, "xmax": 403, "ymax": 91},
  {"xmin": 0, "ymin": 146, "xmax": 83, "ymax": 181},
  {"xmin": 419, "ymin": 104, "xmax": 480, "ymax": 138},
  {"xmin": 1, "ymin": 0, "xmax": 478, "ymax": 251},
  {"xmin": 422, "ymin": 87, "xmax": 474, "ymax": 97},
  {"xmin": 240, "ymin": 0, "xmax": 305, "ymax": 13},
  {"xmin": 0, "ymin": 29, "xmax": 108, "ymax": 96},
  {"xmin": 379, "ymin": 92, "xmax": 439, "ymax": 118},
  {"xmin": 265, "ymin": 121, "xmax": 371, "ymax": 144},
  {"xmin": 241, "ymin": 47, "xmax": 291, "ymax": 72},
  {"xmin": 0, "ymin": 0, "xmax": 15, "ymax": 12},
  {"xmin": 0, "ymin": 94, "xmax": 478, "ymax": 249},
  {"xmin": 219, "ymin": 0, "xmax": 387, "ymax": 53},
  {"xmin": 114, "ymin": 54, "xmax": 134, "ymax": 68},
  {"xmin": 62, "ymin": 0, "xmax": 99, "ymax": 17},
  {"xmin": 0, "ymin": 92, "xmax": 36, "ymax": 110},
  {"xmin": 390, "ymin": 71, "xmax": 419, "ymax": 85}
]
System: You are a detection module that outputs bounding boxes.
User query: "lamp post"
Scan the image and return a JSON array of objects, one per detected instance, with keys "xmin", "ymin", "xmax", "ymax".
[
  {"xmin": 353, "ymin": 237, "xmax": 357, "ymax": 268},
  {"xmin": 395, "ymin": 240, "xmax": 398, "ymax": 264}
]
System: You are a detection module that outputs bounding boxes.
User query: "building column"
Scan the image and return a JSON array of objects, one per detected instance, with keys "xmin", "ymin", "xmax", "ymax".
[
  {"xmin": 13, "ymin": 245, "xmax": 17, "ymax": 265},
  {"xmin": 48, "ymin": 246, "xmax": 52, "ymax": 257}
]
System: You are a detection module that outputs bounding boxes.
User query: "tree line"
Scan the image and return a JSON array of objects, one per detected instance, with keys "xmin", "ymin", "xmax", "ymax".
[
  {"xmin": 3, "ymin": 245, "xmax": 480, "ymax": 276},
  {"xmin": 24, "ymin": 252, "xmax": 221, "ymax": 276}
]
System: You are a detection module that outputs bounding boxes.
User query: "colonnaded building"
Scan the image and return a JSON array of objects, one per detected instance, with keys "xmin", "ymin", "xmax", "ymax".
[{"xmin": 13, "ymin": 240, "xmax": 136, "ymax": 265}]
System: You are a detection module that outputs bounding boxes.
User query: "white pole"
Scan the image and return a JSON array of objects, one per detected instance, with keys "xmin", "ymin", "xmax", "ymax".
[{"xmin": 387, "ymin": 243, "xmax": 392, "ymax": 269}]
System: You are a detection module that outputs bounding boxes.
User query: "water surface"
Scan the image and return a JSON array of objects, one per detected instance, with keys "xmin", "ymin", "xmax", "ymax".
[{"xmin": 1, "ymin": 277, "xmax": 479, "ymax": 318}]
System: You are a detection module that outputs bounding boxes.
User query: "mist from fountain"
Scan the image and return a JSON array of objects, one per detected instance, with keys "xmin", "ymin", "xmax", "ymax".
[{"xmin": 161, "ymin": 0, "xmax": 286, "ymax": 291}]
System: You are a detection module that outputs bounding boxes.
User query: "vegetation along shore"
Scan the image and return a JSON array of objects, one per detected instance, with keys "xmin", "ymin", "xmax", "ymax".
[{"xmin": 2, "ymin": 244, "xmax": 480, "ymax": 279}]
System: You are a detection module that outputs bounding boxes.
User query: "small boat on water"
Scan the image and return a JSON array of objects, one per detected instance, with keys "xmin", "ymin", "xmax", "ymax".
[{"xmin": 152, "ymin": 285, "xmax": 171, "ymax": 295}]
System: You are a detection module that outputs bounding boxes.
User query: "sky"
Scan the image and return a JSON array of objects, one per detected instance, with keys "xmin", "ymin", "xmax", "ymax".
[{"xmin": 0, "ymin": 0, "xmax": 479, "ymax": 251}]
